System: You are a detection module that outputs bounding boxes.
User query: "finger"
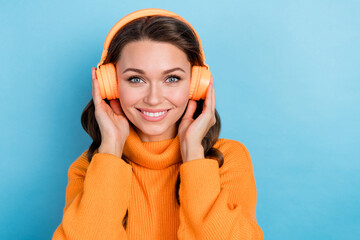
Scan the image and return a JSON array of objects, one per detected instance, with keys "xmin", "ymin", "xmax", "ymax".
[
  {"xmin": 92, "ymin": 67, "xmax": 102, "ymax": 105},
  {"xmin": 203, "ymin": 76, "xmax": 213, "ymax": 112},
  {"xmin": 183, "ymin": 100, "xmax": 197, "ymax": 120},
  {"xmin": 109, "ymin": 99, "xmax": 124, "ymax": 115},
  {"xmin": 211, "ymin": 75, "xmax": 216, "ymax": 112}
]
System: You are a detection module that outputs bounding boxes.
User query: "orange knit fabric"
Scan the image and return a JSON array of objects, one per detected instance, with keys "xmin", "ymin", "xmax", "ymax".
[{"xmin": 52, "ymin": 125, "xmax": 263, "ymax": 239}]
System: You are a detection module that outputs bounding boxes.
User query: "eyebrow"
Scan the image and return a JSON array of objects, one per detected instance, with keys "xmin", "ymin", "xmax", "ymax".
[{"xmin": 122, "ymin": 67, "xmax": 185, "ymax": 74}]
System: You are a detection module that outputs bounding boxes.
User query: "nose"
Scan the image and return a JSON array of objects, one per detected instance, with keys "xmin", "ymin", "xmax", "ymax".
[{"xmin": 143, "ymin": 83, "xmax": 164, "ymax": 105}]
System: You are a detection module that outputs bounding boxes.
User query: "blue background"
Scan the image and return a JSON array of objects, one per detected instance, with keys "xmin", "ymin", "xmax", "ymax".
[{"xmin": 0, "ymin": 0, "xmax": 359, "ymax": 239}]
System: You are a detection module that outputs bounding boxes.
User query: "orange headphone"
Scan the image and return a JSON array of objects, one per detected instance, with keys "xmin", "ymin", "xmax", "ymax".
[{"xmin": 96, "ymin": 8, "xmax": 212, "ymax": 101}]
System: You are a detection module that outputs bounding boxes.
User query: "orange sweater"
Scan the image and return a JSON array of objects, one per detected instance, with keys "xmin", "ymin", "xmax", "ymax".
[{"xmin": 52, "ymin": 125, "xmax": 263, "ymax": 239}]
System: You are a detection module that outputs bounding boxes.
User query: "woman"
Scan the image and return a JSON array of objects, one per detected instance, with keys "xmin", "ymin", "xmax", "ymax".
[{"xmin": 52, "ymin": 8, "xmax": 264, "ymax": 240}]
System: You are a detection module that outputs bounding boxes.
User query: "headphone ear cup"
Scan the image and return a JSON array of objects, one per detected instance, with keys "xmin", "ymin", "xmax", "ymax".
[
  {"xmin": 189, "ymin": 66, "xmax": 211, "ymax": 101},
  {"xmin": 96, "ymin": 63, "xmax": 119, "ymax": 100}
]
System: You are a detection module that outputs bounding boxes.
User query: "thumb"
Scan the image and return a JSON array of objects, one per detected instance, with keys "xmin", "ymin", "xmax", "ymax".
[
  {"xmin": 109, "ymin": 99, "xmax": 123, "ymax": 115},
  {"xmin": 182, "ymin": 100, "xmax": 197, "ymax": 120}
]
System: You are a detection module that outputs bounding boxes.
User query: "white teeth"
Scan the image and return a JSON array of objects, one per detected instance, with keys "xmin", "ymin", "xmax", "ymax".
[{"xmin": 142, "ymin": 110, "xmax": 168, "ymax": 117}]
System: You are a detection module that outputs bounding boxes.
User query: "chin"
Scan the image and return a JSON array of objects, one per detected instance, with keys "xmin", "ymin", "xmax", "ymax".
[
  {"xmin": 137, "ymin": 123, "xmax": 169, "ymax": 134},
  {"xmin": 134, "ymin": 122, "xmax": 177, "ymax": 141},
  {"xmin": 140, "ymin": 124, "xmax": 162, "ymax": 132}
]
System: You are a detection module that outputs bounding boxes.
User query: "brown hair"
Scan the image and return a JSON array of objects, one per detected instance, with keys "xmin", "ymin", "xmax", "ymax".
[{"xmin": 81, "ymin": 15, "xmax": 224, "ymax": 229}]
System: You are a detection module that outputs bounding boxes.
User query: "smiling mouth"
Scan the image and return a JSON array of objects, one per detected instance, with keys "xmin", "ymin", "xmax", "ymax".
[
  {"xmin": 136, "ymin": 108, "xmax": 171, "ymax": 113},
  {"xmin": 136, "ymin": 108, "xmax": 170, "ymax": 116}
]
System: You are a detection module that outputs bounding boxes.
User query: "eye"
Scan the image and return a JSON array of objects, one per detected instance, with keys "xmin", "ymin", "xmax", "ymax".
[
  {"xmin": 126, "ymin": 74, "xmax": 182, "ymax": 84},
  {"xmin": 165, "ymin": 75, "xmax": 181, "ymax": 83},
  {"xmin": 127, "ymin": 76, "xmax": 144, "ymax": 84}
]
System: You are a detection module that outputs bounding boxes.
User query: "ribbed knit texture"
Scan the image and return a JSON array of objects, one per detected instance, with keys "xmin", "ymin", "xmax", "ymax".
[{"xmin": 52, "ymin": 125, "xmax": 263, "ymax": 240}]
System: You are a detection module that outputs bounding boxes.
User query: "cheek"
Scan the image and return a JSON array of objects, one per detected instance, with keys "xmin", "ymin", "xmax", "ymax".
[
  {"xmin": 118, "ymin": 84, "xmax": 138, "ymax": 102},
  {"xmin": 117, "ymin": 86, "xmax": 136, "ymax": 115},
  {"xmin": 165, "ymin": 84, "xmax": 190, "ymax": 110}
]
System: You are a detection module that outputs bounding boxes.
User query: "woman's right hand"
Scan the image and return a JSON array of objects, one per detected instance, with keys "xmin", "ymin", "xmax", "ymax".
[{"xmin": 91, "ymin": 67, "xmax": 130, "ymax": 157}]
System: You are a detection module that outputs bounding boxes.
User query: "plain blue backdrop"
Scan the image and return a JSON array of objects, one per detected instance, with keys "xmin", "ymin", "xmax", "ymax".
[{"xmin": 0, "ymin": 0, "xmax": 359, "ymax": 239}]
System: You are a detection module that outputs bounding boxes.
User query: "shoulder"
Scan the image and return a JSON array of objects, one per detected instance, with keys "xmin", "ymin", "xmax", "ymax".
[
  {"xmin": 67, "ymin": 149, "xmax": 91, "ymax": 179},
  {"xmin": 212, "ymin": 138, "xmax": 254, "ymax": 171}
]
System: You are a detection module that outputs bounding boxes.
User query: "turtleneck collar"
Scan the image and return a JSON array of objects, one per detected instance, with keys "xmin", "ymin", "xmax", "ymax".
[{"xmin": 123, "ymin": 125, "xmax": 182, "ymax": 169}]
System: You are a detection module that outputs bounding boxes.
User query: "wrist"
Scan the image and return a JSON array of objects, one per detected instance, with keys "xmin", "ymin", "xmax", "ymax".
[
  {"xmin": 183, "ymin": 144, "xmax": 205, "ymax": 163},
  {"xmin": 98, "ymin": 141, "xmax": 124, "ymax": 158}
]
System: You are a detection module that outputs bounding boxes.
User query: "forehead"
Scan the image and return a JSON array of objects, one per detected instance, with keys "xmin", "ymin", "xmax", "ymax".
[{"xmin": 117, "ymin": 40, "xmax": 190, "ymax": 70}]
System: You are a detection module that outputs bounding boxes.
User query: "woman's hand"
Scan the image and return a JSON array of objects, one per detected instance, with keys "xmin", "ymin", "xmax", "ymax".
[
  {"xmin": 178, "ymin": 75, "xmax": 216, "ymax": 163},
  {"xmin": 91, "ymin": 67, "xmax": 130, "ymax": 157}
]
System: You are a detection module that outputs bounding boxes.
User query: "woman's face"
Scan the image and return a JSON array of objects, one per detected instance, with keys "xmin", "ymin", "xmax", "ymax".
[{"xmin": 116, "ymin": 40, "xmax": 191, "ymax": 142}]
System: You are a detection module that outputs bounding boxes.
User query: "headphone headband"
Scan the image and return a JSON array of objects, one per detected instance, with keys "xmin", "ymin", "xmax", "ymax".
[{"xmin": 98, "ymin": 8, "xmax": 207, "ymax": 68}]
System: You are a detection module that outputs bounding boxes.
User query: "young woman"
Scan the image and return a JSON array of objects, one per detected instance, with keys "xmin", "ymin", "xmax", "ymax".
[{"xmin": 52, "ymin": 8, "xmax": 263, "ymax": 240}]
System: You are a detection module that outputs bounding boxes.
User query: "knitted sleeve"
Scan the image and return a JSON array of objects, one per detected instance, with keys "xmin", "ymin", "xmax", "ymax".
[
  {"xmin": 177, "ymin": 139, "xmax": 264, "ymax": 240},
  {"xmin": 52, "ymin": 151, "xmax": 133, "ymax": 240}
]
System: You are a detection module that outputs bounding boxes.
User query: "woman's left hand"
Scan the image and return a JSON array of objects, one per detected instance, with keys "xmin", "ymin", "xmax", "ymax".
[{"xmin": 178, "ymin": 75, "xmax": 216, "ymax": 163}]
